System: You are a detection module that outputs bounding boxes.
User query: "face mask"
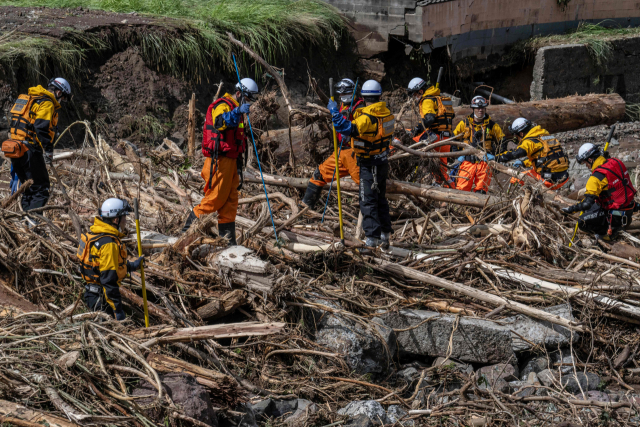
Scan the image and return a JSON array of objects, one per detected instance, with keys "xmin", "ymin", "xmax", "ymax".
[{"xmin": 340, "ymin": 95, "xmax": 353, "ymax": 104}]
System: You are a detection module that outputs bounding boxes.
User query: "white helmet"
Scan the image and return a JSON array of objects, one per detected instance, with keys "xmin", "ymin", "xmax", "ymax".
[
  {"xmin": 48, "ymin": 77, "xmax": 71, "ymax": 99},
  {"xmin": 407, "ymin": 77, "xmax": 427, "ymax": 94},
  {"xmin": 361, "ymin": 80, "xmax": 382, "ymax": 97},
  {"xmin": 509, "ymin": 117, "xmax": 533, "ymax": 135},
  {"xmin": 235, "ymin": 78, "xmax": 259, "ymax": 101},
  {"xmin": 100, "ymin": 198, "xmax": 132, "ymax": 218},
  {"xmin": 577, "ymin": 142, "xmax": 602, "ymax": 164}
]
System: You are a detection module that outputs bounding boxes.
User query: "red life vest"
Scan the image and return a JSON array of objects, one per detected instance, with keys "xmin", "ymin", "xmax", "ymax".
[
  {"xmin": 594, "ymin": 157, "xmax": 637, "ymax": 210},
  {"xmin": 202, "ymin": 97, "xmax": 246, "ymax": 160},
  {"xmin": 337, "ymin": 98, "xmax": 365, "ymax": 146}
]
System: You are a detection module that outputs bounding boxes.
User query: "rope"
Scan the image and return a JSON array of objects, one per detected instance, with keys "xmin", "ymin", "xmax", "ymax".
[
  {"xmin": 232, "ymin": 54, "xmax": 279, "ymax": 242},
  {"xmin": 322, "ymin": 78, "xmax": 359, "ymax": 223}
]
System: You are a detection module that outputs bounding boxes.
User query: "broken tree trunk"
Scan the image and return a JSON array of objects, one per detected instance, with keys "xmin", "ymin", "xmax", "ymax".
[
  {"xmin": 197, "ymin": 289, "xmax": 248, "ymax": 320},
  {"xmin": 131, "ymin": 321, "xmax": 286, "ymax": 347},
  {"xmin": 0, "ymin": 399, "xmax": 78, "ymax": 427},
  {"xmin": 454, "ymin": 93, "xmax": 624, "ymax": 134},
  {"xmin": 147, "ymin": 353, "xmax": 235, "ymax": 390},
  {"xmin": 206, "ymin": 246, "xmax": 276, "ymax": 294}
]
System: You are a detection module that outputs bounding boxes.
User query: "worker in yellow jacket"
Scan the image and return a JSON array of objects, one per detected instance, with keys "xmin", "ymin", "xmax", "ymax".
[
  {"xmin": 4, "ymin": 78, "xmax": 71, "ymax": 211},
  {"xmin": 329, "ymin": 80, "xmax": 394, "ymax": 248},
  {"xmin": 452, "ymin": 96, "xmax": 505, "ymax": 193},
  {"xmin": 182, "ymin": 78, "xmax": 259, "ymax": 245},
  {"xmin": 496, "ymin": 118, "xmax": 569, "ymax": 190},
  {"xmin": 77, "ymin": 198, "xmax": 143, "ymax": 320}
]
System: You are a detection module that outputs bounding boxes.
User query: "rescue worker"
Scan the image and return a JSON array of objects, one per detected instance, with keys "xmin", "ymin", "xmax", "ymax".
[
  {"xmin": 496, "ymin": 117, "xmax": 569, "ymax": 190},
  {"xmin": 452, "ymin": 96, "xmax": 505, "ymax": 193},
  {"xmin": 407, "ymin": 77, "xmax": 456, "ymax": 187},
  {"xmin": 561, "ymin": 143, "xmax": 637, "ymax": 239},
  {"xmin": 182, "ymin": 78, "xmax": 259, "ymax": 244},
  {"xmin": 77, "ymin": 198, "xmax": 144, "ymax": 320},
  {"xmin": 328, "ymin": 80, "xmax": 394, "ymax": 248},
  {"xmin": 301, "ymin": 78, "xmax": 364, "ymax": 208},
  {"xmin": 3, "ymin": 78, "xmax": 71, "ymax": 211}
]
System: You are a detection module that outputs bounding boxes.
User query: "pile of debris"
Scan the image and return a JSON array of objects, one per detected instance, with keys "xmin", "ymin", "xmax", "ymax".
[{"xmin": 1, "ymin": 82, "xmax": 640, "ymax": 427}]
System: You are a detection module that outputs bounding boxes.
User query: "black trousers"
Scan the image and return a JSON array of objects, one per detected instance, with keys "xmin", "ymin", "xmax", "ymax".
[
  {"xmin": 10, "ymin": 147, "xmax": 50, "ymax": 211},
  {"xmin": 359, "ymin": 161, "xmax": 392, "ymax": 239},
  {"xmin": 84, "ymin": 288, "xmax": 115, "ymax": 318},
  {"xmin": 578, "ymin": 203, "xmax": 633, "ymax": 236}
]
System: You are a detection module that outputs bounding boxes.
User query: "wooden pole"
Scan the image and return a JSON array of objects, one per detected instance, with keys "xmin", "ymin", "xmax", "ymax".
[{"xmin": 187, "ymin": 93, "xmax": 196, "ymax": 159}]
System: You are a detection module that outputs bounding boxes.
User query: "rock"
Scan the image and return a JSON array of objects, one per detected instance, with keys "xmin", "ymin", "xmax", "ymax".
[
  {"xmin": 520, "ymin": 356, "xmax": 550, "ymax": 380},
  {"xmin": 502, "ymin": 304, "xmax": 578, "ymax": 352},
  {"xmin": 537, "ymin": 369, "xmax": 557, "ymax": 387},
  {"xmin": 346, "ymin": 414, "xmax": 376, "ymax": 427},
  {"xmin": 432, "ymin": 357, "xmax": 474, "ymax": 375},
  {"xmin": 559, "ymin": 355, "xmax": 576, "ymax": 374},
  {"xmin": 397, "ymin": 367, "xmax": 418, "ymax": 383},
  {"xmin": 313, "ymin": 299, "xmax": 396, "ymax": 375},
  {"xmin": 561, "ymin": 372, "xmax": 600, "ymax": 394},
  {"xmin": 221, "ymin": 403, "xmax": 257, "ymax": 427},
  {"xmin": 527, "ymin": 372, "xmax": 541, "ymax": 385},
  {"xmin": 380, "ymin": 310, "xmax": 515, "ymax": 364},
  {"xmin": 249, "ymin": 399, "xmax": 317, "ymax": 425},
  {"xmin": 508, "ymin": 381, "xmax": 535, "ymax": 397},
  {"xmin": 478, "ymin": 363, "xmax": 519, "ymax": 382},
  {"xmin": 387, "ymin": 405, "xmax": 414, "ymax": 426},
  {"xmin": 338, "ymin": 400, "xmax": 390, "ymax": 424},
  {"xmin": 477, "ymin": 376, "xmax": 509, "ymax": 393},
  {"xmin": 131, "ymin": 372, "xmax": 218, "ymax": 426},
  {"xmin": 583, "ymin": 390, "xmax": 612, "ymax": 402}
]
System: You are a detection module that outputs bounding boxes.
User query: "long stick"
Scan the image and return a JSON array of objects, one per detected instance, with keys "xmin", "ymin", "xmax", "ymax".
[
  {"xmin": 329, "ymin": 78, "xmax": 345, "ymax": 242},
  {"xmin": 133, "ymin": 198, "xmax": 149, "ymax": 328}
]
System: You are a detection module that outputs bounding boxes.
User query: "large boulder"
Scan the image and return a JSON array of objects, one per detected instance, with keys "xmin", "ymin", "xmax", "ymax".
[
  {"xmin": 502, "ymin": 304, "xmax": 578, "ymax": 352},
  {"xmin": 338, "ymin": 400, "xmax": 390, "ymax": 425},
  {"xmin": 131, "ymin": 372, "xmax": 217, "ymax": 426},
  {"xmin": 537, "ymin": 369, "xmax": 601, "ymax": 394},
  {"xmin": 380, "ymin": 310, "xmax": 515, "ymax": 364},
  {"xmin": 311, "ymin": 298, "xmax": 396, "ymax": 375}
]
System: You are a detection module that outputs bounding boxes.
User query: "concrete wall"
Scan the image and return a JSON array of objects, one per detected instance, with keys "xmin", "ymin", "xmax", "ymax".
[
  {"xmin": 530, "ymin": 37, "xmax": 640, "ymax": 103},
  {"xmin": 321, "ymin": 0, "xmax": 640, "ymax": 59}
]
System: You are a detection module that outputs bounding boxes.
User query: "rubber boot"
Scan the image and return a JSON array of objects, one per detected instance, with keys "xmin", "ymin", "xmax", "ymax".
[
  {"xmin": 181, "ymin": 210, "xmax": 197, "ymax": 233},
  {"xmin": 219, "ymin": 222, "xmax": 237, "ymax": 246},
  {"xmin": 301, "ymin": 183, "xmax": 323, "ymax": 210},
  {"xmin": 365, "ymin": 237, "xmax": 382, "ymax": 248},
  {"xmin": 380, "ymin": 231, "xmax": 391, "ymax": 250}
]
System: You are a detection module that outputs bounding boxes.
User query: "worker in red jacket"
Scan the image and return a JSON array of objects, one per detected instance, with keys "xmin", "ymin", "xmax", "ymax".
[{"xmin": 561, "ymin": 143, "xmax": 637, "ymax": 239}]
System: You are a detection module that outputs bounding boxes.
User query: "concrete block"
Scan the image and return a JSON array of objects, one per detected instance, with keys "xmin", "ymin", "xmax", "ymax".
[
  {"xmin": 502, "ymin": 304, "xmax": 578, "ymax": 352},
  {"xmin": 380, "ymin": 310, "xmax": 515, "ymax": 364}
]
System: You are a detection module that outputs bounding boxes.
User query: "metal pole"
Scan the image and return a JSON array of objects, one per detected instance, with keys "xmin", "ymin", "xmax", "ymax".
[
  {"xmin": 329, "ymin": 78, "xmax": 345, "ymax": 242},
  {"xmin": 133, "ymin": 198, "xmax": 149, "ymax": 327}
]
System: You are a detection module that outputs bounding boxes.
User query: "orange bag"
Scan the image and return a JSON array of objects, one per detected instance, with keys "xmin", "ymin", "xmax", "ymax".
[{"xmin": 1, "ymin": 139, "xmax": 28, "ymax": 159}]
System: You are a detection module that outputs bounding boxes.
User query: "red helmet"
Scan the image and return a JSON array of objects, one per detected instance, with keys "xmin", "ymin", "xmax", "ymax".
[{"xmin": 470, "ymin": 96, "xmax": 488, "ymax": 109}]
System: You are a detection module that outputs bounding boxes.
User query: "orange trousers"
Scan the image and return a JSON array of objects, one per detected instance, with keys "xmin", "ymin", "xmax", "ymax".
[
  {"xmin": 310, "ymin": 148, "xmax": 360, "ymax": 187},
  {"xmin": 455, "ymin": 161, "xmax": 491, "ymax": 192},
  {"xmin": 413, "ymin": 131, "xmax": 452, "ymax": 188},
  {"xmin": 509, "ymin": 169, "xmax": 569, "ymax": 190},
  {"xmin": 193, "ymin": 156, "xmax": 239, "ymax": 224}
]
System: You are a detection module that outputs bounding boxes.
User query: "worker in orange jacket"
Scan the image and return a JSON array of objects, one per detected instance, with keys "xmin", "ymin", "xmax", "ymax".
[
  {"xmin": 301, "ymin": 78, "xmax": 364, "ymax": 209},
  {"xmin": 452, "ymin": 96, "xmax": 505, "ymax": 193},
  {"xmin": 407, "ymin": 77, "xmax": 456, "ymax": 187},
  {"xmin": 181, "ymin": 78, "xmax": 259, "ymax": 245}
]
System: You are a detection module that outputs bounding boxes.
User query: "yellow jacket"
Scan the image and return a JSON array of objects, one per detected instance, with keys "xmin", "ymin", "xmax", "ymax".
[
  {"xmin": 9, "ymin": 85, "xmax": 60, "ymax": 152},
  {"xmin": 454, "ymin": 115, "xmax": 505, "ymax": 154},
  {"xmin": 351, "ymin": 102, "xmax": 394, "ymax": 162},
  {"xmin": 87, "ymin": 217, "xmax": 128, "ymax": 313},
  {"xmin": 213, "ymin": 93, "xmax": 240, "ymax": 131},
  {"xmin": 514, "ymin": 126, "xmax": 568, "ymax": 173},
  {"xmin": 419, "ymin": 86, "xmax": 440, "ymax": 117},
  {"xmin": 585, "ymin": 156, "xmax": 608, "ymax": 197}
]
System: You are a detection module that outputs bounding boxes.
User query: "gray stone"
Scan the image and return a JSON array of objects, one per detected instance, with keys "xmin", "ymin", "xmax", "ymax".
[
  {"xmin": 283, "ymin": 399, "xmax": 318, "ymax": 426},
  {"xmin": 338, "ymin": 400, "xmax": 390, "ymax": 424},
  {"xmin": 432, "ymin": 357, "xmax": 474, "ymax": 375},
  {"xmin": 520, "ymin": 356, "xmax": 550, "ymax": 380},
  {"xmin": 380, "ymin": 310, "xmax": 515, "ymax": 364},
  {"xmin": 397, "ymin": 367, "xmax": 418, "ymax": 383},
  {"xmin": 509, "ymin": 381, "xmax": 536, "ymax": 397},
  {"xmin": 527, "ymin": 372, "xmax": 541, "ymax": 385},
  {"xmin": 502, "ymin": 304, "xmax": 578, "ymax": 352},
  {"xmin": 537, "ymin": 369, "xmax": 557, "ymax": 387},
  {"xmin": 220, "ymin": 403, "xmax": 257, "ymax": 427},
  {"xmin": 250, "ymin": 399, "xmax": 272, "ymax": 420},
  {"xmin": 478, "ymin": 363, "xmax": 519, "ymax": 382},
  {"xmin": 387, "ymin": 405, "xmax": 414, "ymax": 426},
  {"xmin": 250, "ymin": 399, "xmax": 317, "ymax": 425},
  {"xmin": 561, "ymin": 372, "xmax": 601, "ymax": 394},
  {"xmin": 132, "ymin": 372, "xmax": 217, "ymax": 426},
  {"xmin": 346, "ymin": 414, "xmax": 376, "ymax": 427},
  {"xmin": 583, "ymin": 390, "xmax": 612, "ymax": 402},
  {"xmin": 313, "ymin": 299, "xmax": 396, "ymax": 375},
  {"xmin": 559, "ymin": 355, "xmax": 577, "ymax": 374},
  {"xmin": 477, "ymin": 376, "xmax": 509, "ymax": 393}
]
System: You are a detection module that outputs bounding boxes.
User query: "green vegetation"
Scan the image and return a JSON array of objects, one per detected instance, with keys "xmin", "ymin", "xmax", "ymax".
[
  {"xmin": 0, "ymin": 0, "xmax": 345, "ymax": 77},
  {"xmin": 512, "ymin": 22, "xmax": 640, "ymax": 66}
]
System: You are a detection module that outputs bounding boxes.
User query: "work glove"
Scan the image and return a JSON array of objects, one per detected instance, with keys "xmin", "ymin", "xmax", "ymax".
[
  {"xmin": 115, "ymin": 308, "xmax": 126, "ymax": 321},
  {"xmin": 237, "ymin": 169, "xmax": 243, "ymax": 190},
  {"xmin": 411, "ymin": 123, "xmax": 425, "ymax": 137},
  {"xmin": 238, "ymin": 103, "xmax": 251, "ymax": 115},
  {"xmin": 561, "ymin": 206, "xmax": 576, "ymax": 215},
  {"xmin": 513, "ymin": 159, "xmax": 524, "ymax": 168},
  {"xmin": 484, "ymin": 153, "xmax": 495, "ymax": 162},
  {"xmin": 44, "ymin": 150, "xmax": 53, "ymax": 165},
  {"xmin": 127, "ymin": 256, "xmax": 145, "ymax": 272},
  {"xmin": 327, "ymin": 99, "xmax": 339, "ymax": 114},
  {"xmin": 457, "ymin": 156, "xmax": 466, "ymax": 163}
]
